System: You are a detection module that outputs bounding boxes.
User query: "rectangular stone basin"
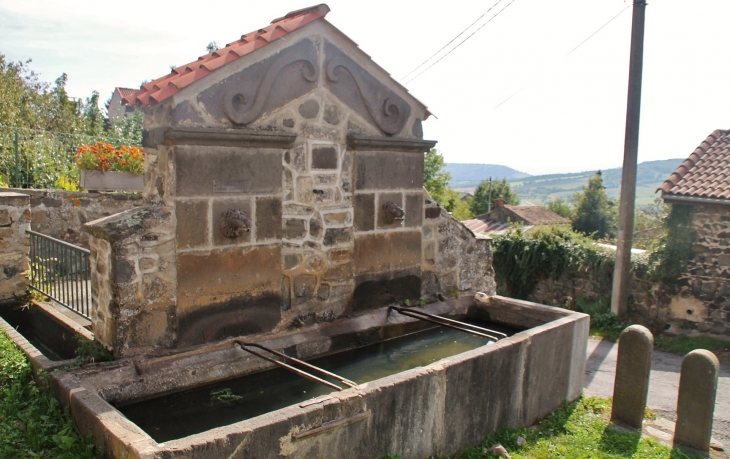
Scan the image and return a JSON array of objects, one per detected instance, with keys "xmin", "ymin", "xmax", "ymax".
[{"xmin": 50, "ymin": 295, "xmax": 588, "ymax": 459}]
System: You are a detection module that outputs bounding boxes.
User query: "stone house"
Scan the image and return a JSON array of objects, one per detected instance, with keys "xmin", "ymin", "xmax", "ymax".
[
  {"xmin": 107, "ymin": 87, "xmax": 138, "ymax": 120},
  {"xmin": 657, "ymin": 129, "xmax": 730, "ymax": 332},
  {"xmin": 84, "ymin": 4, "xmax": 495, "ymax": 357},
  {"xmin": 462, "ymin": 198, "xmax": 571, "ymax": 236}
]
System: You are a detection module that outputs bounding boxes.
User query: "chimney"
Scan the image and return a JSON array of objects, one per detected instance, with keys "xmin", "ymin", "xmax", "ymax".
[{"xmin": 494, "ymin": 198, "xmax": 505, "ymax": 208}]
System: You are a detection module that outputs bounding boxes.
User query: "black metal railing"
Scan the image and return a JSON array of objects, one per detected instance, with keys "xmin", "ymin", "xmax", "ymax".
[{"xmin": 28, "ymin": 230, "xmax": 91, "ymax": 319}]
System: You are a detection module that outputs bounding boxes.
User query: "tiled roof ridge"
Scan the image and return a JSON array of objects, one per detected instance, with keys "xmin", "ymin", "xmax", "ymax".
[
  {"xmin": 123, "ymin": 5, "xmax": 330, "ymax": 107},
  {"xmin": 658, "ymin": 129, "xmax": 730, "ymax": 197}
]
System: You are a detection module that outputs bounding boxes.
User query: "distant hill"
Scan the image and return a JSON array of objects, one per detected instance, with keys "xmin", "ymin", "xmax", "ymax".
[
  {"xmin": 448, "ymin": 159, "xmax": 684, "ymax": 207},
  {"xmin": 509, "ymin": 159, "xmax": 683, "ymax": 207},
  {"xmin": 445, "ymin": 163, "xmax": 530, "ymax": 188}
]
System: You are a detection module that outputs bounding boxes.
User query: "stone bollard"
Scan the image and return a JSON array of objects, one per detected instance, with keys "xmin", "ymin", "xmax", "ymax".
[
  {"xmin": 611, "ymin": 324, "xmax": 653, "ymax": 429},
  {"xmin": 674, "ymin": 349, "xmax": 720, "ymax": 454}
]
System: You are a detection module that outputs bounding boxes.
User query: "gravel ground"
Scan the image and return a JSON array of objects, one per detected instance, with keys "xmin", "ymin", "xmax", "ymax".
[{"xmin": 584, "ymin": 337, "xmax": 730, "ymax": 445}]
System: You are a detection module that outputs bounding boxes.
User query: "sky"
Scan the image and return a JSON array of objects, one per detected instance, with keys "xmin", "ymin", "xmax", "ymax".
[{"xmin": 1, "ymin": 0, "xmax": 728, "ymax": 175}]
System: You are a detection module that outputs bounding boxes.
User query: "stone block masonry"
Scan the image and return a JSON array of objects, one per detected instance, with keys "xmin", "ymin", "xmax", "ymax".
[
  {"xmin": 83, "ymin": 23, "xmax": 499, "ymax": 357},
  {"xmin": 0, "ymin": 192, "xmax": 30, "ymax": 302},
  {"xmin": 6, "ymin": 188, "xmax": 142, "ymax": 248}
]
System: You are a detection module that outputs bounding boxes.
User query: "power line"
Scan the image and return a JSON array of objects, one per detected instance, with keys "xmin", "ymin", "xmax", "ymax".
[
  {"xmin": 405, "ymin": 0, "xmax": 519, "ymax": 84},
  {"xmin": 401, "ymin": 0, "xmax": 505, "ymax": 80},
  {"xmin": 493, "ymin": 5, "xmax": 631, "ymax": 110}
]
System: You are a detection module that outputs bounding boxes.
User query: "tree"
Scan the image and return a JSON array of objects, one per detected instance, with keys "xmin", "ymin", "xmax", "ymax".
[
  {"xmin": 571, "ymin": 171, "xmax": 616, "ymax": 239},
  {"xmin": 206, "ymin": 41, "xmax": 221, "ymax": 53},
  {"xmin": 423, "ymin": 149, "xmax": 474, "ymax": 220},
  {"xmin": 546, "ymin": 198, "xmax": 574, "ymax": 220},
  {"xmin": 470, "ymin": 178, "xmax": 520, "ymax": 216}
]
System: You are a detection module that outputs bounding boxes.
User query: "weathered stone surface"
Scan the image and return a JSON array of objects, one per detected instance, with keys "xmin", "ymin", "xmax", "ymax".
[
  {"xmin": 281, "ymin": 275, "xmax": 291, "ymax": 311},
  {"xmin": 323, "ymin": 104, "xmax": 341, "ymax": 125},
  {"xmin": 425, "ymin": 207, "xmax": 442, "ymax": 219},
  {"xmin": 611, "ymin": 325, "xmax": 653, "ymax": 429},
  {"xmin": 178, "ymin": 294, "xmax": 281, "ymax": 346},
  {"xmin": 354, "ymin": 193, "xmax": 375, "ymax": 232},
  {"xmin": 405, "ymin": 193, "xmax": 423, "ymax": 228},
  {"xmin": 355, "ymin": 231, "xmax": 421, "ymax": 275},
  {"xmin": 674, "ymin": 349, "xmax": 720, "ymax": 453},
  {"xmin": 317, "ymin": 283, "xmax": 330, "ymax": 300},
  {"xmin": 355, "ymin": 151, "xmax": 424, "ymax": 190},
  {"xmin": 298, "ymin": 99, "xmax": 320, "ymax": 119},
  {"xmin": 175, "ymin": 200, "xmax": 208, "ymax": 249},
  {"xmin": 177, "ymin": 245, "xmax": 280, "ymax": 306},
  {"xmin": 377, "ymin": 192, "xmax": 403, "ymax": 229},
  {"xmin": 211, "ymin": 198, "xmax": 252, "ymax": 246},
  {"xmin": 293, "ymin": 274, "xmax": 317, "ymax": 303},
  {"xmin": 296, "ymin": 176, "xmax": 314, "ymax": 203},
  {"xmin": 283, "ymin": 253, "xmax": 301, "ymax": 270},
  {"xmin": 0, "ymin": 192, "xmax": 30, "ymax": 302},
  {"xmin": 323, "ymin": 227, "xmax": 352, "ymax": 246},
  {"xmin": 323, "ymin": 211, "xmax": 351, "ymax": 226},
  {"xmin": 309, "ymin": 215, "xmax": 323, "ymax": 239},
  {"xmin": 175, "ymin": 146, "xmax": 282, "ymax": 197},
  {"xmin": 286, "ymin": 145, "xmax": 307, "ymax": 173},
  {"xmin": 353, "ymin": 270, "xmax": 421, "ymax": 312},
  {"xmin": 283, "ymin": 219, "xmax": 306, "ymax": 239},
  {"xmin": 328, "ymin": 248, "xmax": 352, "ymax": 262},
  {"xmin": 255, "ymin": 196, "xmax": 282, "ymax": 241},
  {"xmin": 311, "ymin": 145, "xmax": 338, "ymax": 170}
]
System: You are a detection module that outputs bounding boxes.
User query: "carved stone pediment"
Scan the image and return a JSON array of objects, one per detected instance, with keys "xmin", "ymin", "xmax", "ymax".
[
  {"xmin": 197, "ymin": 39, "xmax": 319, "ymax": 126},
  {"xmin": 323, "ymin": 41, "xmax": 411, "ymax": 136}
]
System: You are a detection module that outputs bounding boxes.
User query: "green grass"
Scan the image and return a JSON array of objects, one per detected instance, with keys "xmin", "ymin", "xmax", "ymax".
[
  {"xmin": 654, "ymin": 335, "xmax": 730, "ymax": 357},
  {"xmin": 0, "ymin": 329, "xmax": 99, "ymax": 458},
  {"xmin": 379, "ymin": 397, "xmax": 698, "ymax": 459}
]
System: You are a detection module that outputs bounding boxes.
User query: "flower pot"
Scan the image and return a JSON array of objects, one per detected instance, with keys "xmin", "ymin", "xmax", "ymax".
[{"xmin": 80, "ymin": 170, "xmax": 143, "ymax": 192}]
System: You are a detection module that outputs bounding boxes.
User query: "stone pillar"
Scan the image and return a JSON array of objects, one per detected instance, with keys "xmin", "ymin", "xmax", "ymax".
[
  {"xmin": 611, "ymin": 324, "xmax": 653, "ymax": 429},
  {"xmin": 0, "ymin": 192, "xmax": 30, "ymax": 302},
  {"xmin": 674, "ymin": 349, "xmax": 719, "ymax": 453}
]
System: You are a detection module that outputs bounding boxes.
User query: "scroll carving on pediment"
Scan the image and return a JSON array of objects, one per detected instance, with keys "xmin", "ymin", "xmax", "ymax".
[
  {"xmin": 323, "ymin": 42, "xmax": 411, "ymax": 136},
  {"xmin": 198, "ymin": 39, "xmax": 319, "ymax": 126}
]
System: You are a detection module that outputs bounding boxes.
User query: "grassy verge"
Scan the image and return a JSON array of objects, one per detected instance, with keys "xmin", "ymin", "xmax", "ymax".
[
  {"xmin": 379, "ymin": 397, "xmax": 698, "ymax": 459},
  {"xmin": 0, "ymin": 329, "xmax": 98, "ymax": 458},
  {"xmin": 588, "ymin": 311, "xmax": 730, "ymax": 358}
]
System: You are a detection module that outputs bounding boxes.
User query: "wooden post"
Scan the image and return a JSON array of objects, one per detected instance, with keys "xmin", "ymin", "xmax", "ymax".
[{"xmin": 611, "ymin": 0, "xmax": 647, "ymax": 317}]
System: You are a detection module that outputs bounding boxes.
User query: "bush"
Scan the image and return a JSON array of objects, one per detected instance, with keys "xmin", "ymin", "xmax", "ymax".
[
  {"xmin": 492, "ymin": 225, "xmax": 614, "ymax": 299},
  {"xmin": 0, "ymin": 330, "xmax": 98, "ymax": 458}
]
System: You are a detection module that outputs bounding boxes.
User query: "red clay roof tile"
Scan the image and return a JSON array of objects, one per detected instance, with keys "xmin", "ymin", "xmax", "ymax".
[
  {"xmin": 123, "ymin": 4, "xmax": 330, "ymax": 107},
  {"xmin": 658, "ymin": 129, "xmax": 730, "ymax": 201}
]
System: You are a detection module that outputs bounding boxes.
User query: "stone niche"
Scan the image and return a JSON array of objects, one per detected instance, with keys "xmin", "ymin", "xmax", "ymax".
[{"xmin": 85, "ymin": 17, "xmax": 495, "ymax": 357}]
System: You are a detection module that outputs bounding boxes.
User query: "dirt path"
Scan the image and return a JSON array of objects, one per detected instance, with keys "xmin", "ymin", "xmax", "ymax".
[{"xmin": 584, "ymin": 337, "xmax": 730, "ymax": 445}]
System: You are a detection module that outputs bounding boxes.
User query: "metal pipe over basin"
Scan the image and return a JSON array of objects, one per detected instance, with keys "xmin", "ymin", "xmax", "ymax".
[
  {"xmin": 234, "ymin": 341, "xmax": 358, "ymax": 391},
  {"xmin": 389, "ymin": 307, "xmax": 507, "ymax": 341}
]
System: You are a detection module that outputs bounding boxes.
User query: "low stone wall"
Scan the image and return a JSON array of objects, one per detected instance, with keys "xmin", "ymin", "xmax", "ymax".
[
  {"xmin": 528, "ymin": 261, "xmax": 672, "ymax": 324},
  {"xmin": 6, "ymin": 188, "xmax": 142, "ymax": 247},
  {"xmin": 0, "ymin": 192, "xmax": 30, "ymax": 302}
]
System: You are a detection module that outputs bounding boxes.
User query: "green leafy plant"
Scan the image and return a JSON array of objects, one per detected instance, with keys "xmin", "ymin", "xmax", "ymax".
[
  {"xmin": 211, "ymin": 388, "xmax": 243, "ymax": 405},
  {"xmin": 492, "ymin": 225, "xmax": 614, "ymax": 300},
  {"xmin": 447, "ymin": 289, "xmax": 460, "ymax": 299},
  {"xmin": 403, "ymin": 299, "xmax": 411, "ymax": 307},
  {"xmin": 74, "ymin": 335, "xmax": 112, "ymax": 363},
  {"xmin": 647, "ymin": 204, "xmax": 694, "ymax": 291},
  {"xmin": 0, "ymin": 329, "xmax": 99, "ymax": 458}
]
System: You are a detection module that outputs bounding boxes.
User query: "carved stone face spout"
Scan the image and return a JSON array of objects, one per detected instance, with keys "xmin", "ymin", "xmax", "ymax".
[
  {"xmin": 219, "ymin": 209, "xmax": 251, "ymax": 238},
  {"xmin": 382, "ymin": 201, "xmax": 405, "ymax": 225}
]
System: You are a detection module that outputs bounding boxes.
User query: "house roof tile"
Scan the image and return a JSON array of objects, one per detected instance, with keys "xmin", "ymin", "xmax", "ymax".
[
  {"xmin": 658, "ymin": 129, "xmax": 730, "ymax": 201},
  {"xmin": 122, "ymin": 4, "xmax": 330, "ymax": 107}
]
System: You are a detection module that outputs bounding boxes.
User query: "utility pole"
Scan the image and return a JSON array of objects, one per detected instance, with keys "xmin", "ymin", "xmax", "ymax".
[
  {"xmin": 612, "ymin": 0, "xmax": 647, "ymax": 317},
  {"xmin": 488, "ymin": 177, "xmax": 493, "ymax": 213}
]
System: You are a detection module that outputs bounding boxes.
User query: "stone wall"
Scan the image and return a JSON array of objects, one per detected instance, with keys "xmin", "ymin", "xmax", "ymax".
[
  {"xmin": 0, "ymin": 192, "xmax": 30, "ymax": 302},
  {"xmin": 528, "ymin": 203, "xmax": 730, "ymax": 334},
  {"xmin": 422, "ymin": 193, "xmax": 496, "ymax": 296},
  {"xmin": 85, "ymin": 207, "xmax": 177, "ymax": 355},
  {"xmin": 669, "ymin": 203, "xmax": 730, "ymax": 334},
  {"xmin": 528, "ymin": 261, "xmax": 671, "ymax": 324},
  {"xmin": 6, "ymin": 188, "xmax": 142, "ymax": 247}
]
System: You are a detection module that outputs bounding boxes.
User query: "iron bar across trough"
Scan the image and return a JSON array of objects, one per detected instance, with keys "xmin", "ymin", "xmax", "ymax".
[
  {"xmin": 235, "ymin": 341, "xmax": 358, "ymax": 391},
  {"xmin": 390, "ymin": 307, "xmax": 506, "ymax": 341}
]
